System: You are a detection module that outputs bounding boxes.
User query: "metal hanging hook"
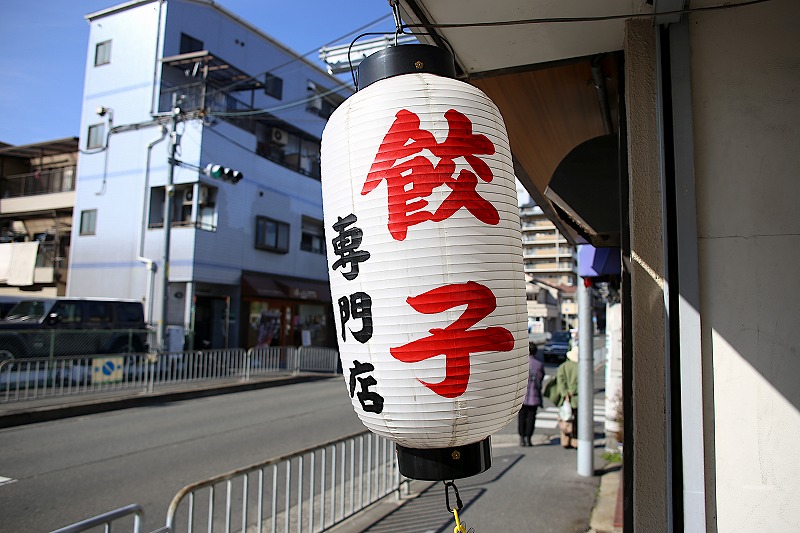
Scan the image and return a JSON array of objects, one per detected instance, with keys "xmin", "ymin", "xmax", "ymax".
[
  {"xmin": 390, "ymin": 0, "xmax": 403, "ymax": 45},
  {"xmin": 443, "ymin": 480, "xmax": 463, "ymax": 513}
]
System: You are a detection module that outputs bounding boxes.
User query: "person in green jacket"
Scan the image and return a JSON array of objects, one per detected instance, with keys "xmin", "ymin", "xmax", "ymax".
[{"xmin": 555, "ymin": 345, "xmax": 579, "ymax": 448}]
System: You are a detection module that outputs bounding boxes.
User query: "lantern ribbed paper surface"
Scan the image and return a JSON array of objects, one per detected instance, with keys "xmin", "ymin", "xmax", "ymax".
[{"xmin": 321, "ymin": 72, "xmax": 528, "ymax": 449}]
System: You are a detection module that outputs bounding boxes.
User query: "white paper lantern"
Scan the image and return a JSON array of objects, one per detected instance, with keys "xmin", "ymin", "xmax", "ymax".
[{"xmin": 321, "ymin": 47, "xmax": 528, "ymax": 479}]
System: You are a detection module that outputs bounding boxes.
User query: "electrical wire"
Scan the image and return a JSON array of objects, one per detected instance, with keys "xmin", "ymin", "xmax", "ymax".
[
  {"xmin": 196, "ymin": 13, "xmax": 393, "ymax": 122},
  {"xmin": 207, "ymin": 0, "xmax": 775, "ymax": 117},
  {"xmin": 211, "ymin": 82, "xmax": 353, "ymax": 118},
  {"xmin": 400, "ymin": 0, "xmax": 775, "ymax": 29},
  {"xmin": 205, "ymin": 13, "xmax": 393, "ymax": 100}
]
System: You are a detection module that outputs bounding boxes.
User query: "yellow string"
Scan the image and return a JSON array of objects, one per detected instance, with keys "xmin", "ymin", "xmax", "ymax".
[{"xmin": 453, "ymin": 508, "xmax": 467, "ymax": 533}]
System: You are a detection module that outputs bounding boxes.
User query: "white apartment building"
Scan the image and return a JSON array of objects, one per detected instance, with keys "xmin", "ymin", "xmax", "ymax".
[
  {"xmin": 519, "ymin": 203, "xmax": 577, "ymax": 287},
  {"xmin": 69, "ymin": 0, "xmax": 351, "ymax": 350},
  {"xmin": 519, "ymin": 203, "xmax": 577, "ymax": 331}
]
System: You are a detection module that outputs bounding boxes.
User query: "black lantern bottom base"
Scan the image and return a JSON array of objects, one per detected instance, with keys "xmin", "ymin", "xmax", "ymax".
[{"xmin": 395, "ymin": 437, "xmax": 492, "ymax": 481}]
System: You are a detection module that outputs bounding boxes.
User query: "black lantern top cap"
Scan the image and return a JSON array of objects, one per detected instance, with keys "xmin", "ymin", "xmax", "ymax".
[{"xmin": 356, "ymin": 43, "xmax": 456, "ymax": 91}]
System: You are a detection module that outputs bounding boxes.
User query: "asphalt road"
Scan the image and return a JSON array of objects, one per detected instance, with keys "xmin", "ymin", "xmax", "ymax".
[
  {"xmin": 0, "ymin": 377, "xmax": 364, "ymax": 533},
  {"xmin": 0, "ymin": 337, "xmax": 608, "ymax": 532}
]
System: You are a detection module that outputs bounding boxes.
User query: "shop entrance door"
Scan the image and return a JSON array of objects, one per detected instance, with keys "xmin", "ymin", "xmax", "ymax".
[{"xmin": 194, "ymin": 296, "xmax": 230, "ymax": 349}]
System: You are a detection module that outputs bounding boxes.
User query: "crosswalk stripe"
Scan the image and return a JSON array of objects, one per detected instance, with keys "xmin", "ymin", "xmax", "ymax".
[{"xmin": 534, "ymin": 405, "xmax": 607, "ymax": 430}]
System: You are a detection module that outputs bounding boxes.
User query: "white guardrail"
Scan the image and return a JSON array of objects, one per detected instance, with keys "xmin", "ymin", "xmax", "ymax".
[
  {"xmin": 50, "ymin": 430, "xmax": 406, "ymax": 533},
  {"xmin": 0, "ymin": 346, "xmax": 339, "ymax": 403}
]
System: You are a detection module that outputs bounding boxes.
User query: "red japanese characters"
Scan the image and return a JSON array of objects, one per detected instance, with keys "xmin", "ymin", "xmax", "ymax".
[{"xmin": 362, "ymin": 109, "xmax": 501, "ymax": 241}]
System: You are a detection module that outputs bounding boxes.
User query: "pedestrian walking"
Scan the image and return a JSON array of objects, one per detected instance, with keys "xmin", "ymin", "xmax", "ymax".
[
  {"xmin": 555, "ymin": 345, "xmax": 579, "ymax": 448},
  {"xmin": 518, "ymin": 345, "xmax": 545, "ymax": 446}
]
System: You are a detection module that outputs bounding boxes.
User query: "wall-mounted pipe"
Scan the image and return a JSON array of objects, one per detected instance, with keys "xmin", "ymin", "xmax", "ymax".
[
  {"xmin": 591, "ymin": 55, "xmax": 614, "ymax": 135},
  {"xmin": 139, "ymin": 125, "xmax": 168, "ymax": 324}
]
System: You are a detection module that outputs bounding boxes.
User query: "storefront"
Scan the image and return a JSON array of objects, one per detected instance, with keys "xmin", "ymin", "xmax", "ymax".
[{"xmin": 240, "ymin": 271, "xmax": 334, "ymax": 349}]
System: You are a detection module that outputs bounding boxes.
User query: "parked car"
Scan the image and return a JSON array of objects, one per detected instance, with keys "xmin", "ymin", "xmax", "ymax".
[
  {"xmin": 542, "ymin": 330, "xmax": 572, "ymax": 363},
  {"xmin": 0, "ymin": 298, "xmax": 148, "ymax": 359}
]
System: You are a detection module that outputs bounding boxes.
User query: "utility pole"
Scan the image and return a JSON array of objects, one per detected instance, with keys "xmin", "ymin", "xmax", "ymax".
[
  {"xmin": 577, "ymin": 276, "xmax": 595, "ymax": 476},
  {"xmin": 160, "ymin": 98, "xmax": 182, "ymax": 350}
]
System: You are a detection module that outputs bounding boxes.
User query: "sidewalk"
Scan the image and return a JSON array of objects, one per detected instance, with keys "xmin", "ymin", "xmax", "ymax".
[
  {"xmin": 327, "ymin": 425, "xmax": 622, "ymax": 533},
  {"xmin": 0, "ymin": 368, "xmax": 623, "ymax": 533}
]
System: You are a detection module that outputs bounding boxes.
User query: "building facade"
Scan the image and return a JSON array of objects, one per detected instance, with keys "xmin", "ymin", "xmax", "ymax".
[
  {"xmin": 0, "ymin": 138, "xmax": 77, "ymax": 297},
  {"xmin": 519, "ymin": 203, "xmax": 578, "ymax": 331},
  {"xmin": 519, "ymin": 203, "xmax": 577, "ymax": 288},
  {"xmin": 69, "ymin": 0, "xmax": 350, "ymax": 349}
]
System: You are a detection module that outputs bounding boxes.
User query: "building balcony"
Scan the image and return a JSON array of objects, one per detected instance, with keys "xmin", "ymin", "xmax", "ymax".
[
  {"xmin": 1, "ymin": 167, "xmax": 76, "ymax": 216},
  {"xmin": 523, "ymin": 248, "xmax": 576, "ymax": 258},
  {"xmin": 525, "ymin": 261, "xmax": 575, "ymax": 271},
  {"xmin": 521, "ymin": 234, "xmax": 569, "ymax": 244},
  {"xmin": 2, "ymin": 167, "xmax": 76, "ymax": 199}
]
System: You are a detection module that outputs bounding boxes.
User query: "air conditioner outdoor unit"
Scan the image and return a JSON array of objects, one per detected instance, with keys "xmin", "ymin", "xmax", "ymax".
[
  {"xmin": 271, "ymin": 128, "xmax": 288, "ymax": 146},
  {"xmin": 182, "ymin": 188, "xmax": 194, "ymax": 205}
]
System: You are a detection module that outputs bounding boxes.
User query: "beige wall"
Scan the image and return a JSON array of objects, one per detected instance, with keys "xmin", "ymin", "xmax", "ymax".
[
  {"xmin": 690, "ymin": 0, "xmax": 800, "ymax": 530},
  {"xmin": 624, "ymin": 18, "xmax": 669, "ymax": 532}
]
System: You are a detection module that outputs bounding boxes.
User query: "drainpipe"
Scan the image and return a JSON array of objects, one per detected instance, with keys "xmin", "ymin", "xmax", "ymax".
[
  {"xmin": 139, "ymin": 126, "xmax": 168, "ymax": 325},
  {"xmin": 591, "ymin": 55, "xmax": 613, "ymax": 136}
]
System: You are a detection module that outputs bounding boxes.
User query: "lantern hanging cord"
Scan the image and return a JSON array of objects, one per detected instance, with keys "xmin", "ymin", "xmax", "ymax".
[{"xmin": 398, "ymin": 0, "xmax": 774, "ymax": 30}]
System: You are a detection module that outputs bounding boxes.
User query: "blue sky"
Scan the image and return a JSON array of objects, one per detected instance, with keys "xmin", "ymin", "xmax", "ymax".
[{"xmin": 0, "ymin": 0, "xmax": 396, "ymax": 146}]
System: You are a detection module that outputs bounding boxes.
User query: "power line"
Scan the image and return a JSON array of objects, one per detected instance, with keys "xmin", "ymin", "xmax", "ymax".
[
  {"xmin": 400, "ymin": 0, "xmax": 775, "ymax": 29},
  {"xmin": 203, "ymin": 14, "xmax": 396, "ymax": 119},
  {"xmin": 207, "ymin": 13, "xmax": 393, "ymax": 98}
]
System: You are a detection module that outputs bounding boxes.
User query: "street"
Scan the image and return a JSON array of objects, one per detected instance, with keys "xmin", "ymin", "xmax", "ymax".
[
  {"xmin": 0, "ymin": 339, "xmax": 607, "ymax": 533},
  {"xmin": 0, "ymin": 378, "xmax": 364, "ymax": 532}
]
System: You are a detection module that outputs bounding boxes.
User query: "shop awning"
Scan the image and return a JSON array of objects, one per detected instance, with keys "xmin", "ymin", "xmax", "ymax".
[
  {"xmin": 241, "ymin": 272, "xmax": 331, "ymax": 302},
  {"xmin": 241, "ymin": 273, "xmax": 285, "ymax": 299},
  {"xmin": 578, "ymin": 245, "xmax": 621, "ymax": 278}
]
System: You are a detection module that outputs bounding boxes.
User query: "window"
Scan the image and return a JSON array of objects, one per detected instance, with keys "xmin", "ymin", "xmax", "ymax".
[
  {"xmin": 256, "ymin": 124, "xmax": 321, "ymax": 180},
  {"xmin": 87, "ymin": 123, "xmax": 105, "ymax": 150},
  {"xmin": 255, "ymin": 216, "xmax": 290, "ymax": 253},
  {"xmin": 180, "ymin": 33, "xmax": 204, "ymax": 54},
  {"xmin": 51, "ymin": 302, "xmax": 83, "ymax": 324},
  {"xmin": 197, "ymin": 185, "xmax": 218, "ymax": 231},
  {"xmin": 300, "ymin": 216, "xmax": 325, "ymax": 254},
  {"xmin": 80, "ymin": 209, "xmax": 97, "ymax": 236},
  {"xmin": 87, "ymin": 302, "xmax": 112, "ymax": 323},
  {"xmin": 117, "ymin": 302, "xmax": 144, "ymax": 324},
  {"xmin": 264, "ymin": 73, "xmax": 283, "ymax": 100},
  {"xmin": 147, "ymin": 185, "xmax": 217, "ymax": 231},
  {"xmin": 95, "ymin": 40, "xmax": 111, "ymax": 66},
  {"xmin": 174, "ymin": 184, "xmax": 195, "ymax": 226}
]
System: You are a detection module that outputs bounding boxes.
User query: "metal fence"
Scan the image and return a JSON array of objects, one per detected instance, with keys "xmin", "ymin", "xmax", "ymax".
[
  {"xmin": 0, "ymin": 346, "xmax": 339, "ymax": 403},
  {"xmin": 0, "ymin": 328, "xmax": 151, "ymax": 359},
  {"xmin": 50, "ymin": 431, "xmax": 405, "ymax": 533},
  {"xmin": 50, "ymin": 504, "xmax": 144, "ymax": 533}
]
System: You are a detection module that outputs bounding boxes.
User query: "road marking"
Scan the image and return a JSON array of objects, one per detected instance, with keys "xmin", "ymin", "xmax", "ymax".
[
  {"xmin": 0, "ymin": 475, "xmax": 17, "ymax": 487},
  {"xmin": 535, "ymin": 403, "xmax": 607, "ymax": 430}
]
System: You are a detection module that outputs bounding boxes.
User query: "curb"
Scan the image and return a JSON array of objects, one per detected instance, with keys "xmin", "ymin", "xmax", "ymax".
[{"xmin": 0, "ymin": 374, "xmax": 335, "ymax": 429}]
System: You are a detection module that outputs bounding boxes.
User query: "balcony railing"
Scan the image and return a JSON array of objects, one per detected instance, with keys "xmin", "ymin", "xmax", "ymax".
[
  {"xmin": 159, "ymin": 82, "xmax": 255, "ymax": 116},
  {"xmin": 35, "ymin": 241, "xmax": 66, "ymax": 269},
  {"xmin": 2, "ymin": 167, "xmax": 76, "ymax": 199},
  {"xmin": 160, "ymin": 82, "xmax": 324, "ymax": 181}
]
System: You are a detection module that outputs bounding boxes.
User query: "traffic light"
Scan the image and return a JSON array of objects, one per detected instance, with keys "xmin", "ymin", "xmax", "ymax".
[{"xmin": 204, "ymin": 163, "xmax": 243, "ymax": 184}]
